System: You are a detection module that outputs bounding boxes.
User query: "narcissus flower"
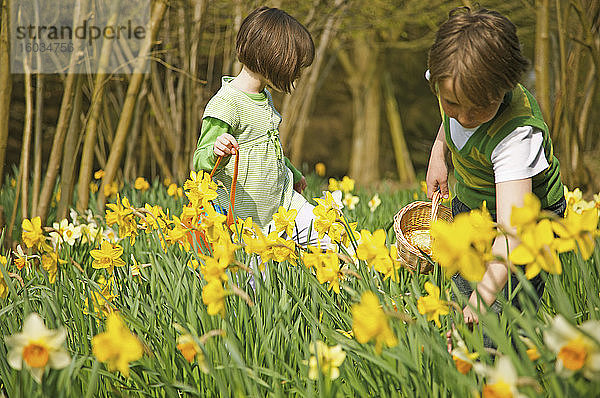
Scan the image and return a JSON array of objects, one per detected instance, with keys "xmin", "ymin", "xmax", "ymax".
[
  {"xmin": 543, "ymin": 314, "xmax": 600, "ymax": 379},
  {"xmin": 342, "ymin": 193, "xmax": 359, "ymax": 210},
  {"xmin": 22, "ymin": 217, "xmax": 45, "ymax": 249},
  {"xmin": 94, "ymin": 169, "xmax": 105, "ymax": 179},
  {"xmin": 552, "ymin": 207, "xmax": 599, "ymax": 260},
  {"xmin": 103, "ymin": 181, "xmax": 118, "ymax": 198},
  {"xmin": 307, "ymin": 341, "xmax": 346, "ymax": 380},
  {"xmin": 92, "ymin": 312, "xmax": 143, "ymax": 377},
  {"xmin": 510, "ymin": 193, "xmax": 542, "ymax": 233},
  {"xmin": 134, "ymin": 177, "xmax": 150, "ymax": 191},
  {"xmin": 368, "ymin": 193, "xmax": 381, "ymax": 213},
  {"xmin": 476, "ymin": 356, "xmax": 524, "ymax": 398},
  {"xmin": 339, "ymin": 176, "xmax": 355, "ymax": 193},
  {"xmin": 509, "ymin": 219, "xmax": 562, "ymax": 279},
  {"xmin": 90, "ymin": 240, "xmax": 126, "ymax": 273},
  {"xmin": 417, "ymin": 282, "xmax": 449, "ymax": 328},
  {"xmin": 202, "ymin": 280, "xmax": 227, "ymax": 316},
  {"xmin": 451, "ymin": 336, "xmax": 479, "ymax": 374},
  {"xmin": 352, "ymin": 291, "xmax": 398, "ymax": 353},
  {"xmin": 5, "ymin": 313, "xmax": 71, "ymax": 383},
  {"xmin": 314, "ymin": 162, "xmax": 326, "ymax": 177},
  {"xmin": 176, "ymin": 333, "xmax": 208, "ymax": 373},
  {"xmin": 0, "ymin": 256, "xmax": 8, "ymax": 299},
  {"xmin": 272, "ymin": 206, "xmax": 298, "ymax": 237}
]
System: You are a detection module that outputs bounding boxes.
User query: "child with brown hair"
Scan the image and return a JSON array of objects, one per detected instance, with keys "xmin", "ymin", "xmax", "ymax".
[
  {"xmin": 424, "ymin": 7, "xmax": 566, "ymax": 346},
  {"xmin": 193, "ymin": 6, "xmax": 326, "ymax": 246}
]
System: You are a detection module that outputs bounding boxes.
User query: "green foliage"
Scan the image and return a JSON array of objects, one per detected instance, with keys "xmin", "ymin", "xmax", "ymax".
[{"xmin": 1, "ymin": 175, "xmax": 600, "ymax": 397}]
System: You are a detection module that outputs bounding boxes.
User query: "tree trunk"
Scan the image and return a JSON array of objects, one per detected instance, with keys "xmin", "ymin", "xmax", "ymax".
[
  {"xmin": 285, "ymin": 0, "xmax": 345, "ymax": 166},
  {"xmin": 35, "ymin": 0, "xmax": 87, "ymax": 222},
  {"xmin": 76, "ymin": 4, "xmax": 117, "ymax": 212},
  {"xmin": 97, "ymin": 0, "xmax": 168, "ymax": 210},
  {"xmin": 535, "ymin": 0, "xmax": 551, "ymax": 122},
  {"xmin": 338, "ymin": 33, "xmax": 381, "ymax": 185},
  {"xmin": 57, "ymin": 74, "xmax": 84, "ymax": 221},
  {"xmin": 21, "ymin": 52, "xmax": 34, "ymax": 220},
  {"xmin": 0, "ymin": 0, "xmax": 12, "ymax": 191},
  {"xmin": 382, "ymin": 72, "xmax": 416, "ymax": 184}
]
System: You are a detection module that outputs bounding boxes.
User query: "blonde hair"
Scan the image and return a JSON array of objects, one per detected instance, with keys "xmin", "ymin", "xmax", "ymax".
[
  {"xmin": 427, "ymin": 7, "xmax": 530, "ymax": 107},
  {"xmin": 236, "ymin": 7, "xmax": 314, "ymax": 94}
]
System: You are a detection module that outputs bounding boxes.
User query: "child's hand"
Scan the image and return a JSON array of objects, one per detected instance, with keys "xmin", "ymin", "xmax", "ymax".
[
  {"xmin": 294, "ymin": 176, "xmax": 307, "ymax": 193},
  {"xmin": 425, "ymin": 152, "xmax": 449, "ymax": 200},
  {"xmin": 462, "ymin": 305, "xmax": 479, "ymax": 328},
  {"xmin": 214, "ymin": 133, "xmax": 238, "ymax": 157}
]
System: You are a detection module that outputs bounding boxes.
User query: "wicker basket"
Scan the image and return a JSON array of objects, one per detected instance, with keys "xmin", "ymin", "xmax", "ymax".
[{"xmin": 393, "ymin": 190, "xmax": 453, "ymax": 273}]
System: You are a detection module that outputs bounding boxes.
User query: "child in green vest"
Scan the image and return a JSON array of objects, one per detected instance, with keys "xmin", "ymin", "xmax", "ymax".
[
  {"xmin": 193, "ymin": 6, "xmax": 328, "ymax": 248},
  {"xmin": 424, "ymin": 7, "xmax": 566, "ymax": 347}
]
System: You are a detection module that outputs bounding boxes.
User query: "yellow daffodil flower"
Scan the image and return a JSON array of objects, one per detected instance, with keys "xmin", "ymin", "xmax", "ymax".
[
  {"xmin": 356, "ymin": 229, "xmax": 388, "ymax": 264},
  {"xmin": 315, "ymin": 162, "xmax": 326, "ymax": 177},
  {"xmin": 272, "ymin": 206, "xmax": 298, "ymax": 237},
  {"xmin": 552, "ymin": 207, "xmax": 599, "ymax": 260},
  {"xmin": 417, "ymin": 282, "xmax": 449, "ymax": 328},
  {"xmin": 510, "ymin": 193, "xmax": 542, "ymax": 233},
  {"xmin": 134, "ymin": 177, "xmax": 150, "ymax": 191},
  {"xmin": 352, "ymin": 291, "xmax": 398, "ymax": 353},
  {"xmin": 339, "ymin": 176, "xmax": 355, "ymax": 193},
  {"xmin": 307, "ymin": 341, "xmax": 346, "ymax": 380},
  {"xmin": 103, "ymin": 181, "xmax": 118, "ymax": 198},
  {"xmin": 176, "ymin": 334, "xmax": 208, "ymax": 373},
  {"xmin": 90, "ymin": 240, "xmax": 126, "ymax": 273},
  {"xmin": 92, "ymin": 312, "xmax": 143, "ymax": 377},
  {"xmin": 230, "ymin": 217, "xmax": 254, "ymax": 243},
  {"xmin": 543, "ymin": 314, "xmax": 600, "ymax": 380},
  {"xmin": 105, "ymin": 194, "xmax": 138, "ymax": 245},
  {"xmin": 510, "ymin": 219, "xmax": 562, "ymax": 279},
  {"xmin": 94, "ymin": 169, "xmax": 105, "ymax": 179},
  {"xmin": 202, "ymin": 280, "xmax": 227, "ymax": 316},
  {"xmin": 328, "ymin": 178, "xmax": 339, "ymax": 192},
  {"xmin": 5, "ymin": 313, "xmax": 71, "ymax": 383},
  {"xmin": 40, "ymin": 252, "xmax": 65, "ymax": 284},
  {"xmin": 184, "ymin": 171, "xmax": 218, "ymax": 209},
  {"xmin": 199, "ymin": 206, "xmax": 227, "ymax": 243},
  {"xmin": 22, "ymin": 216, "xmax": 45, "ymax": 249}
]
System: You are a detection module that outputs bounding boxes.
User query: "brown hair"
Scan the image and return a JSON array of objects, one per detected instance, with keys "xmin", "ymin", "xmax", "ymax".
[
  {"xmin": 427, "ymin": 7, "xmax": 530, "ymax": 107},
  {"xmin": 236, "ymin": 7, "xmax": 315, "ymax": 94}
]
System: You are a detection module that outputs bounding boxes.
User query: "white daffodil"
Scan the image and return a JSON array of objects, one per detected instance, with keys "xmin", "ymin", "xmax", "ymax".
[
  {"xmin": 5, "ymin": 313, "xmax": 71, "ymax": 383},
  {"xmin": 307, "ymin": 341, "xmax": 346, "ymax": 380},
  {"xmin": 475, "ymin": 356, "xmax": 525, "ymax": 398},
  {"xmin": 450, "ymin": 331, "xmax": 479, "ymax": 374},
  {"xmin": 50, "ymin": 219, "xmax": 69, "ymax": 248},
  {"xmin": 543, "ymin": 314, "xmax": 600, "ymax": 380},
  {"xmin": 62, "ymin": 223, "xmax": 82, "ymax": 246},
  {"xmin": 342, "ymin": 193, "xmax": 360, "ymax": 211},
  {"xmin": 368, "ymin": 194, "xmax": 381, "ymax": 213},
  {"xmin": 321, "ymin": 190, "xmax": 344, "ymax": 211}
]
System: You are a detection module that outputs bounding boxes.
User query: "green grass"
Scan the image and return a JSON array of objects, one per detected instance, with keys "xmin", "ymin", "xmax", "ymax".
[{"xmin": 0, "ymin": 172, "xmax": 599, "ymax": 397}]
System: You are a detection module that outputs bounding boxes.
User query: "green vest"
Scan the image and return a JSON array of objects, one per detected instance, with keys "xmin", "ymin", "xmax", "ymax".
[{"xmin": 443, "ymin": 84, "xmax": 563, "ymax": 215}]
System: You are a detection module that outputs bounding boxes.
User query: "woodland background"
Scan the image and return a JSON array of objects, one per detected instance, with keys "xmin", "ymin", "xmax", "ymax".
[{"xmin": 0, "ymin": 0, "xmax": 599, "ymax": 228}]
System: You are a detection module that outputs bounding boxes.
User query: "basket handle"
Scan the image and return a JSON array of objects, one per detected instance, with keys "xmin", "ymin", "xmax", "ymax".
[
  {"xmin": 209, "ymin": 152, "xmax": 239, "ymax": 227},
  {"xmin": 430, "ymin": 190, "xmax": 442, "ymax": 224}
]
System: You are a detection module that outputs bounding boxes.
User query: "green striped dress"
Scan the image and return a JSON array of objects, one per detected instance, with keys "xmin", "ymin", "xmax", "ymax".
[{"xmin": 193, "ymin": 77, "xmax": 306, "ymax": 230}]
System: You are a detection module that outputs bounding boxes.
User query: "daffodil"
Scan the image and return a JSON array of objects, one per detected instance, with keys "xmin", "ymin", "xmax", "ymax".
[
  {"xmin": 176, "ymin": 333, "xmax": 208, "ymax": 372},
  {"xmin": 199, "ymin": 206, "xmax": 227, "ymax": 243},
  {"xmin": 356, "ymin": 229, "xmax": 388, "ymax": 264},
  {"xmin": 230, "ymin": 217, "xmax": 254, "ymax": 243},
  {"xmin": 94, "ymin": 169, "xmax": 105, "ymax": 179},
  {"xmin": 368, "ymin": 194, "xmax": 381, "ymax": 213},
  {"xmin": 103, "ymin": 181, "xmax": 118, "ymax": 198},
  {"xmin": 184, "ymin": 171, "xmax": 218, "ymax": 209},
  {"xmin": 89, "ymin": 182, "xmax": 99, "ymax": 193},
  {"xmin": 92, "ymin": 312, "xmax": 143, "ymax": 377},
  {"xmin": 328, "ymin": 178, "xmax": 339, "ymax": 192},
  {"xmin": 552, "ymin": 207, "xmax": 599, "ymax": 260},
  {"xmin": 0, "ymin": 255, "xmax": 9, "ymax": 299},
  {"xmin": 199, "ymin": 256, "xmax": 228, "ymax": 284},
  {"xmin": 62, "ymin": 223, "xmax": 82, "ymax": 246},
  {"xmin": 543, "ymin": 314, "xmax": 600, "ymax": 379},
  {"xmin": 510, "ymin": 193, "xmax": 542, "ymax": 233},
  {"xmin": 167, "ymin": 215, "xmax": 192, "ymax": 252},
  {"xmin": 134, "ymin": 177, "xmax": 150, "ymax": 191},
  {"xmin": 339, "ymin": 176, "xmax": 355, "ymax": 193},
  {"xmin": 22, "ymin": 217, "xmax": 45, "ymax": 249},
  {"xmin": 315, "ymin": 162, "xmax": 326, "ymax": 177},
  {"xmin": 417, "ymin": 282, "xmax": 449, "ymax": 327},
  {"xmin": 313, "ymin": 251, "xmax": 342, "ymax": 293},
  {"xmin": 90, "ymin": 240, "xmax": 126, "ymax": 273},
  {"xmin": 313, "ymin": 205, "xmax": 337, "ymax": 239},
  {"xmin": 509, "ymin": 219, "xmax": 562, "ymax": 279},
  {"xmin": 5, "ymin": 313, "xmax": 70, "ymax": 383},
  {"xmin": 202, "ymin": 280, "xmax": 227, "ymax": 316},
  {"xmin": 85, "ymin": 275, "xmax": 117, "ymax": 317},
  {"xmin": 451, "ymin": 336, "xmax": 479, "ymax": 374},
  {"xmin": 41, "ymin": 252, "xmax": 65, "ymax": 284},
  {"xmin": 342, "ymin": 193, "xmax": 359, "ymax": 210},
  {"xmin": 272, "ymin": 206, "xmax": 298, "ymax": 237},
  {"xmin": 14, "ymin": 244, "xmax": 29, "ymax": 270},
  {"xmin": 105, "ymin": 194, "xmax": 138, "ymax": 245},
  {"xmin": 352, "ymin": 291, "xmax": 398, "ymax": 353},
  {"xmin": 307, "ymin": 341, "xmax": 346, "ymax": 380},
  {"xmin": 476, "ymin": 356, "xmax": 525, "ymax": 398}
]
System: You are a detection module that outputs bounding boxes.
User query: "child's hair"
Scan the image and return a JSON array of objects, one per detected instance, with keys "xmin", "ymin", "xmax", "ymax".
[
  {"xmin": 427, "ymin": 7, "xmax": 530, "ymax": 107},
  {"xmin": 236, "ymin": 6, "xmax": 315, "ymax": 94}
]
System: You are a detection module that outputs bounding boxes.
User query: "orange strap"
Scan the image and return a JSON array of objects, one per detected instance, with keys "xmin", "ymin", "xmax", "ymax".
[{"xmin": 209, "ymin": 153, "xmax": 238, "ymax": 226}]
